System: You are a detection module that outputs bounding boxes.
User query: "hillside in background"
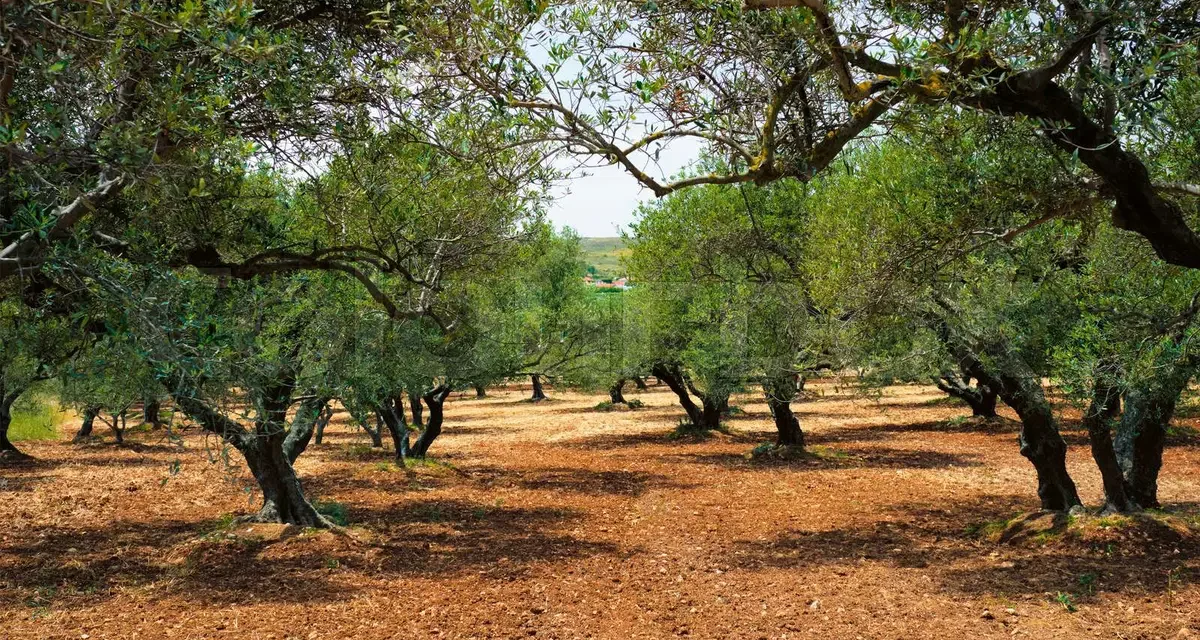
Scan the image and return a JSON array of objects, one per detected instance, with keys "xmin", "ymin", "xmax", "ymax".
[{"xmin": 579, "ymin": 237, "xmax": 629, "ymax": 278}]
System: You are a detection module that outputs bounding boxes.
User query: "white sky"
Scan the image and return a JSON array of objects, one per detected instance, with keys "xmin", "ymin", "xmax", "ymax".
[{"xmin": 546, "ymin": 137, "xmax": 703, "ymax": 237}]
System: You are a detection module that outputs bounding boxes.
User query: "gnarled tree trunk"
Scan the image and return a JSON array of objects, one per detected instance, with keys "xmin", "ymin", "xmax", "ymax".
[
  {"xmin": 282, "ymin": 396, "xmax": 330, "ymax": 464},
  {"xmin": 530, "ymin": 374, "xmax": 547, "ymax": 401},
  {"xmin": 764, "ymin": 375, "xmax": 804, "ymax": 448},
  {"xmin": 652, "ymin": 363, "xmax": 704, "ymax": 427},
  {"xmin": 633, "ymin": 376, "xmax": 648, "ymax": 390},
  {"xmin": 609, "ymin": 379, "xmax": 627, "ymax": 404},
  {"xmin": 411, "ymin": 385, "xmax": 452, "ymax": 458},
  {"xmin": 378, "ymin": 394, "xmax": 409, "ymax": 461},
  {"xmin": 1084, "ymin": 379, "xmax": 1138, "ymax": 513},
  {"xmin": 931, "ymin": 313, "xmax": 1081, "ymax": 511},
  {"xmin": 474, "ymin": 384, "xmax": 487, "ymax": 398},
  {"xmin": 74, "ymin": 405, "xmax": 99, "ymax": 443},
  {"xmin": 934, "ymin": 368, "xmax": 998, "ymax": 417},
  {"xmin": 313, "ymin": 401, "xmax": 332, "ymax": 445},
  {"xmin": 1116, "ymin": 370, "xmax": 1193, "ymax": 509},
  {"xmin": 409, "ymin": 390, "xmax": 424, "ymax": 428},
  {"xmin": 142, "ymin": 399, "xmax": 161, "ymax": 428}
]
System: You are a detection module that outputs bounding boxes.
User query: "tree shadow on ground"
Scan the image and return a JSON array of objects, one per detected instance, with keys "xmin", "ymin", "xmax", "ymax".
[
  {"xmin": 675, "ymin": 445, "xmax": 984, "ymax": 471},
  {"xmin": 353, "ymin": 499, "xmax": 627, "ymax": 578},
  {"xmin": 815, "ymin": 418, "xmax": 1022, "ymax": 442},
  {"xmin": 728, "ymin": 494, "xmax": 1200, "ymax": 601},
  {"xmin": 460, "ymin": 465, "xmax": 699, "ymax": 497},
  {"xmin": 0, "ymin": 519, "xmax": 355, "ymax": 614}
]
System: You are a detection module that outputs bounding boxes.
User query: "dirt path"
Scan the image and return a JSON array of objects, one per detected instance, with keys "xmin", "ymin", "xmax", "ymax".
[{"xmin": 2, "ymin": 380, "xmax": 1199, "ymax": 639}]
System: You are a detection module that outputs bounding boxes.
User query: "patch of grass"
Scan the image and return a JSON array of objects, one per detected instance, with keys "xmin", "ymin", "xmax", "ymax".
[
  {"xmin": 1054, "ymin": 591, "xmax": 1077, "ymax": 613},
  {"xmin": 965, "ymin": 514, "xmax": 1020, "ymax": 540},
  {"xmin": 666, "ymin": 419, "xmax": 730, "ymax": 440},
  {"xmin": 8, "ymin": 394, "xmax": 69, "ymax": 442},
  {"xmin": 312, "ymin": 499, "xmax": 350, "ymax": 526},
  {"xmin": 724, "ymin": 406, "xmax": 744, "ymax": 416},
  {"xmin": 372, "ymin": 461, "xmax": 399, "ymax": 473},
  {"xmin": 806, "ymin": 445, "xmax": 850, "ymax": 461},
  {"xmin": 402, "ymin": 456, "xmax": 456, "ymax": 472},
  {"xmin": 923, "ymin": 395, "xmax": 966, "ymax": 407},
  {"xmin": 1166, "ymin": 423, "xmax": 1199, "ymax": 439},
  {"xmin": 747, "ymin": 442, "xmax": 807, "ymax": 461},
  {"xmin": 626, "ymin": 398, "xmax": 645, "ymax": 409},
  {"xmin": 412, "ymin": 503, "xmax": 445, "ymax": 522},
  {"xmin": 594, "ymin": 400, "xmax": 615, "ymax": 412}
]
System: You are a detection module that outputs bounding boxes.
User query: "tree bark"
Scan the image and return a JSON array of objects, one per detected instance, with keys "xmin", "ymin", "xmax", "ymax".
[
  {"xmin": 633, "ymin": 376, "xmax": 648, "ymax": 390},
  {"xmin": 971, "ymin": 65, "xmax": 1200, "ymax": 269},
  {"xmin": 108, "ymin": 411, "xmax": 125, "ymax": 444},
  {"xmin": 313, "ymin": 401, "xmax": 332, "ymax": 445},
  {"xmin": 930, "ymin": 314, "xmax": 1081, "ymax": 511},
  {"xmin": 74, "ymin": 406, "xmax": 99, "ymax": 443},
  {"xmin": 609, "ymin": 379, "xmax": 627, "ymax": 404},
  {"xmin": 934, "ymin": 369, "xmax": 999, "ymax": 417},
  {"xmin": 171, "ymin": 383, "xmax": 332, "ymax": 528},
  {"xmin": 1115, "ymin": 371, "xmax": 1193, "ymax": 509},
  {"xmin": 1084, "ymin": 379, "xmax": 1138, "ymax": 513},
  {"xmin": 242, "ymin": 431, "xmax": 329, "ymax": 526},
  {"xmin": 652, "ymin": 363, "xmax": 704, "ymax": 426},
  {"xmin": 409, "ymin": 390, "xmax": 424, "ymax": 428},
  {"xmin": 378, "ymin": 394, "xmax": 409, "ymax": 461},
  {"xmin": 764, "ymin": 375, "xmax": 804, "ymax": 448},
  {"xmin": 411, "ymin": 386, "xmax": 451, "ymax": 458},
  {"xmin": 142, "ymin": 399, "xmax": 161, "ymax": 428},
  {"xmin": 0, "ymin": 392, "xmax": 28, "ymax": 460},
  {"xmin": 474, "ymin": 384, "xmax": 487, "ymax": 398},
  {"xmin": 282, "ymin": 396, "xmax": 329, "ymax": 464},
  {"xmin": 530, "ymin": 374, "xmax": 547, "ymax": 401}
]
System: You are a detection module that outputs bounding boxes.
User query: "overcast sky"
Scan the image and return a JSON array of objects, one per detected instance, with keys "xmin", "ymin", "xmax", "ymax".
[{"xmin": 546, "ymin": 137, "xmax": 703, "ymax": 237}]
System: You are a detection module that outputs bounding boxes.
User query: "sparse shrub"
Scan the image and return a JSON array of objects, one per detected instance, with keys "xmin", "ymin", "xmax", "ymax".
[
  {"xmin": 312, "ymin": 499, "xmax": 350, "ymax": 526},
  {"xmin": 626, "ymin": 398, "xmax": 645, "ymax": 409},
  {"xmin": 594, "ymin": 400, "xmax": 615, "ymax": 412}
]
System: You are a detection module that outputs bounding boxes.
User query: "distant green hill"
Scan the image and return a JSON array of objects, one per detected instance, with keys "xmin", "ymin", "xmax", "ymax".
[{"xmin": 579, "ymin": 237, "xmax": 629, "ymax": 278}]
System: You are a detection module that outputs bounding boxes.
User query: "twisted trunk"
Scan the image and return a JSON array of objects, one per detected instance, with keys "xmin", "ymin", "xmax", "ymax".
[
  {"xmin": 411, "ymin": 385, "xmax": 451, "ymax": 458},
  {"xmin": 74, "ymin": 405, "xmax": 99, "ymax": 443},
  {"xmin": 408, "ymin": 390, "xmax": 424, "ymax": 428},
  {"xmin": 378, "ymin": 394, "xmax": 409, "ymax": 461},
  {"xmin": 1084, "ymin": 379, "xmax": 1138, "ymax": 513},
  {"xmin": 764, "ymin": 375, "xmax": 804, "ymax": 448},
  {"xmin": 652, "ymin": 363, "xmax": 704, "ymax": 426},
  {"xmin": 474, "ymin": 384, "xmax": 487, "ymax": 398},
  {"xmin": 934, "ymin": 369, "xmax": 998, "ymax": 417},
  {"xmin": 931, "ymin": 314, "xmax": 1081, "ymax": 511},
  {"xmin": 171, "ymin": 382, "xmax": 332, "ymax": 528},
  {"xmin": 633, "ymin": 376, "xmax": 648, "ymax": 390},
  {"xmin": 1116, "ymin": 370, "xmax": 1193, "ymax": 509},
  {"xmin": 609, "ymin": 379, "xmax": 627, "ymax": 404},
  {"xmin": 530, "ymin": 374, "xmax": 547, "ymax": 401},
  {"xmin": 0, "ymin": 391, "xmax": 26, "ymax": 460},
  {"xmin": 142, "ymin": 399, "xmax": 161, "ymax": 428},
  {"xmin": 313, "ymin": 401, "xmax": 332, "ymax": 445}
]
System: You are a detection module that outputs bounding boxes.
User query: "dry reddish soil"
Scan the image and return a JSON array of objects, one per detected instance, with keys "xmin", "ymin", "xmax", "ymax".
[{"xmin": 3, "ymin": 379, "xmax": 1200, "ymax": 639}]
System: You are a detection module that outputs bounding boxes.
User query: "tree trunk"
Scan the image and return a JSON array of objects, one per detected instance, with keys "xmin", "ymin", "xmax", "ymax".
[
  {"xmin": 170, "ymin": 383, "xmax": 333, "ymax": 528},
  {"xmin": 411, "ymin": 386, "xmax": 451, "ymax": 458},
  {"xmin": 109, "ymin": 411, "xmax": 125, "ymax": 444},
  {"xmin": 633, "ymin": 376, "xmax": 648, "ymax": 390},
  {"xmin": 652, "ymin": 363, "xmax": 703, "ymax": 426},
  {"xmin": 378, "ymin": 394, "xmax": 409, "ymax": 461},
  {"xmin": 1084, "ymin": 379, "xmax": 1138, "ymax": 513},
  {"xmin": 0, "ymin": 393, "xmax": 29, "ymax": 461},
  {"xmin": 976, "ymin": 365, "xmax": 1081, "ymax": 511},
  {"xmin": 74, "ymin": 406, "xmax": 99, "ymax": 443},
  {"xmin": 313, "ymin": 401, "xmax": 332, "ymax": 445},
  {"xmin": 530, "ymin": 374, "xmax": 547, "ymax": 401},
  {"xmin": 242, "ymin": 432, "xmax": 329, "ymax": 526},
  {"xmin": 609, "ymin": 379, "xmax": 627, "ymax": 404},
  {"xmin": 360, "ymin": 414, "xmax": 384, "ymax": 448},
  {"xmin": 474, "ymin": 384, "xmax": 487, "ymax": 398},
  {"xmin": 934, "ymin": 369, "xmax": 998, "ymax": 417},
  {"xmin": 1115, "ymin": 371, "xmax": 1193, "ymax": 509},
  {"xmin": 282, "ymin": 396, "xmax": 329, "ymax": 464},
  {"xmin": 143, "ymin": 399, "xmax": 161, "ymax": 428},
  {"xmin": 931, "ymin": 315, "xmax": 1082, "ymax": 511},
  {"xmin": 764, "ymin": 376, "xmax": 804, "ymax": 448},
  {"xmin": 409, "ymin": 390, "xmax": 424, "ymax": 428}
]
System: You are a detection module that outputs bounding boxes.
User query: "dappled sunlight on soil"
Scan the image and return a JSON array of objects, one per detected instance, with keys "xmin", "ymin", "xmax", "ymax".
[{"xmin": 3, "ymin": 379, "xmax": 1200, "ymax": 638}]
